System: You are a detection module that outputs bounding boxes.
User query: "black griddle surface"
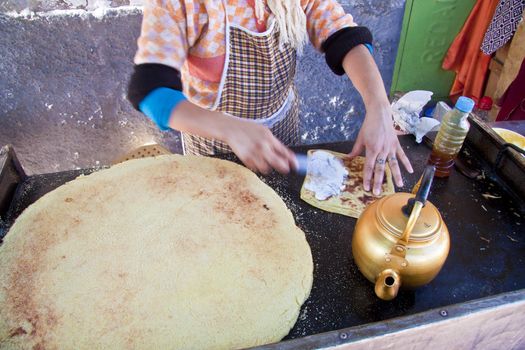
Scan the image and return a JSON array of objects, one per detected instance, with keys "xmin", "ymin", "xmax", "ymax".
[{"xmin": 1, "ymin": 136, "xmax": 524, "ymax": 339}]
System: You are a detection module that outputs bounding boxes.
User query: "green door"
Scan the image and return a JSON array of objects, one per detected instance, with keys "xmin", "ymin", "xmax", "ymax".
[{"xmin": 391, "ymin": 0, "xmax": 477, "ymax": 100}]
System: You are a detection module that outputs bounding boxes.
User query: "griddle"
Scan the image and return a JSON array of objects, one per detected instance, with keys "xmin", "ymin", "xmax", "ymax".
[{"xmin": 1, "ymin": 135, "xmax": 524, "ymax": 347}]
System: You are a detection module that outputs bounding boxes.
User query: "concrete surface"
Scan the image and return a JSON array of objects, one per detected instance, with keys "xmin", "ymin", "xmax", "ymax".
[{"xmin": 0, "ymin": 1, "xmax": 405, "ymax": 174}]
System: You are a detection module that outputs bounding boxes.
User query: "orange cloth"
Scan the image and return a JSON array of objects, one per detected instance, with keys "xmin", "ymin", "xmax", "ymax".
[{"xmin": 442, "ymin": 0, "xmax": 499, "ymax": 101}]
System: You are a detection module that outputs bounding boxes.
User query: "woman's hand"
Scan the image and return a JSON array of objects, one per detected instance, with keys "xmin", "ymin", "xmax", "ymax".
[
  {"xmin": 348, "ymin": 105, "xmax": 413, "ymax": 195},
  {"xmin": 168, "ymin": 100, "xmax": 296, "ymax": 174},
  {"xmin": 342, "ymin": 45, "xmax": 413, "ymax": 194},
  {"xmin": 224, "ymin": 119, "xmax": 297, "ymax": 175}
]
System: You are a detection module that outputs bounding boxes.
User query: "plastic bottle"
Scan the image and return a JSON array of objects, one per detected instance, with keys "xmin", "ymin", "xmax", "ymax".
[
  {"xmin": 428, "ymin": 96, "xmax": 475, "ymax": 178},
  {"xmin": 473, "ymin": 96, "xmax": 493, "ymax": 121}
]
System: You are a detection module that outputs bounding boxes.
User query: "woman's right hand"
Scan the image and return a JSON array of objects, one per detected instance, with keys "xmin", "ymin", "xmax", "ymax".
[
  {"xmin": 224, "ymin": 118, "xmax": 297, "ymax": 175},
  {"xmin": 168, "ymin": 100, "xmax": 296, "ymax": 174}
]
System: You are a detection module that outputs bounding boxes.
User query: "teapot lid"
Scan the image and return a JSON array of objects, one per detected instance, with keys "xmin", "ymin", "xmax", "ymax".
[{"xmin": 376, "ymin": 193, "xmax": 443, "ymax": 242}]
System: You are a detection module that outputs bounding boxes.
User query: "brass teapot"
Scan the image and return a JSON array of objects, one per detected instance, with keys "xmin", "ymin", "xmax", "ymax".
[{"xmin": 352, "ymin": 166, "xmax": 449, "ymax": 300}]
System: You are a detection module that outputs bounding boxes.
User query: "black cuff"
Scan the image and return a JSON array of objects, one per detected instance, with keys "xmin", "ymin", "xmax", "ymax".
[
  {"xmin": 322, "ymin": 26, "xmax": 373, "ymax": 76},
  {"xmin": 127, "ymin": 63, "xmax": 183, "ymax": 110}
]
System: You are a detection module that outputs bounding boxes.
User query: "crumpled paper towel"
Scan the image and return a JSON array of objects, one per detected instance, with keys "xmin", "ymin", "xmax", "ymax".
[{"xmin": 392, "ymin": 91, "xmax": 440, "ymax": 143}]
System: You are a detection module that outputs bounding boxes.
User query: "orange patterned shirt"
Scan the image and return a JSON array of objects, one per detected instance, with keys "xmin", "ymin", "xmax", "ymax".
[{"xmin": 134, "ymin": 0, "xmax": 358, "ymax": 108}]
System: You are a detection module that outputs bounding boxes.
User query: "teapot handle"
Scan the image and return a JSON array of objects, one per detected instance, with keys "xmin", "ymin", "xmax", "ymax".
[
  {"xmin": 414, "ymin": 165, "xmax": 435, "ymax": 205},
  {"xmin": 398, "ymin": 165, "xmax": 436, "ymax": 245},
  {"xmin": 402, "ymin": 166, "xmax": 435, "ymax": 216}
]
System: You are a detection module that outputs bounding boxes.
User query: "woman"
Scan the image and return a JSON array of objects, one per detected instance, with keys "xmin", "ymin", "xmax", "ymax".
[{"xmin": 128, "ymin": 0, "xmax": 413, "ymax": 195}]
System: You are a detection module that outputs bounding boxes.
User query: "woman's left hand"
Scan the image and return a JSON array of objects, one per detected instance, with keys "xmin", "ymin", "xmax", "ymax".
[{"xmin": 347, "ymin": 105, "xmax": 413, "ymax": 195}]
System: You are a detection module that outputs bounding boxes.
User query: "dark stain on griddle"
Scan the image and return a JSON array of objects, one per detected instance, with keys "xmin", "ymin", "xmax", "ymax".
[
  {"xmin": 191, "ymin": 189, "xmax": 209, "ymax": 198},
  {"xmin": 342, "ymin": 180, "xmax": 380, "ymax": 207},
  {"xmin": 213, "ymin": 177, "xmax": 277, "ymax": 230},
  {"xmin": 216, "ymin": 166, "xmax": 227, "ymax": 179},
  {"xmin": 240, "ymin": 190, "xmax": 257, "ymax": 204},
  {"xmin": 343, "ymin": 181, "xmax": 359, "ymax": 193},
  {"xmin": 343, "ymin": 158, "xmax": 363, "ymax": 173},
  {"xmin": 343, "ymin": 157, "xmax": 388, "ymax": 188},
  {"xmin": 9, "ymin": 327, "xmax": 27, "ymax": 337},
  {"xmin": 151, "ymin": 176, "xmax": 177, "ymax": 187},
  {"xmin": 28, "ymin": 316, "xmax": 38, "ymax": 336},
  {"xmin": 358, "ymin": 194, "xmax": 377, "ymax": 207}
]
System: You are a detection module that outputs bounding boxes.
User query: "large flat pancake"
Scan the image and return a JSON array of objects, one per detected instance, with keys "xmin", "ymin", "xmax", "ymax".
[
  {"xmin": 300, "ymin": 150, "xmax": 395, "ymax": 218},
  {"xmin": 0, "ymin": 155, "xmax": 313, "ymax": 349}
]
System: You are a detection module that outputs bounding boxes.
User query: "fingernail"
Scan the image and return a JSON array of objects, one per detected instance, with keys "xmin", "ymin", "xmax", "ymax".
[{"xmin": 373, "ymin": 189, "xmax": 380, "ymax": 196}]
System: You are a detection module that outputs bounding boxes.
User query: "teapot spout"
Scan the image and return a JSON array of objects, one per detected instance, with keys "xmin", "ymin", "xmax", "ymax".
[{"xmin": 375, "ymin": 269, "xmax": 401, "ymax": 300}]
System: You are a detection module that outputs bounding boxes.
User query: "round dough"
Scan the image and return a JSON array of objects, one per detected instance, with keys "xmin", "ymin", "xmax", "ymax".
[{"xmin": 0, "ymin": 155, "xmax": 313, "ymax": 349}]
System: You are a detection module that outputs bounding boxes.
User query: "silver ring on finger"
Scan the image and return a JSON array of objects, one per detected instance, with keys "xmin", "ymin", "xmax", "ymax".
[
  {"xmin": 388, "ymin": 156, "xmax": 397, "ymax": 163},
  {"xmin": 375, "ymin": 158, "xmax": 386, "ymax": 166}
]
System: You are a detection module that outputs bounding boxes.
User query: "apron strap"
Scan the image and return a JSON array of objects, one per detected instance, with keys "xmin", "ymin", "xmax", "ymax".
[{"xmin": 221, "ymin": 0, "xmax": 230, "ymax": 26}]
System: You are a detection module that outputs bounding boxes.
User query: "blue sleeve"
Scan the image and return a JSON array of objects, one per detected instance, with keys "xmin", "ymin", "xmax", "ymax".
[
  {"xmin": 364, "ymin": 43, "xmax": 374, "ymax": 54},
  {"xmin": 138, "ymin": 87, "xmax": 187, "ymax": 131}
]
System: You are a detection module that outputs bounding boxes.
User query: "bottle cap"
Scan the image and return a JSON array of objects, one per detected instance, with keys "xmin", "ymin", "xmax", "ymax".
[
  {"xmin": 424, "ymin": 105, "xmax": 435, "ymax": 118},
  {"xmin": 455, "ymin": 96, "xmax": 475, "ymax": 113},
  {"xmin": 478, "ymin": 96, "xmax": 493, "ymax": 110}
]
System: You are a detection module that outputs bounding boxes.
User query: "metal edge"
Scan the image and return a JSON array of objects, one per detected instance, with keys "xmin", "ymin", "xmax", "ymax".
[
  {"xmin": 465, "ymin": 116, "xmax": 525, "ymax": 200},
  {"xmin": 468, "ymin": 115, "xmax": 524, "ymax": 166},
  {"xmin": 0, "ymin": 144, "xmax": 26, "ymax": 180},
  {"xmin": 0, "ymin": 145, "xmax": 26, "ymax": 219},
  {"xmin": 250, "ymin": 289, "xmax": 525, "ymax": 350}
]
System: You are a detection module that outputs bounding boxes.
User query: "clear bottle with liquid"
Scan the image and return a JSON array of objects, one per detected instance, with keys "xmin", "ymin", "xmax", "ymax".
[
  {"xmin": 428, "ymin": 96, "xmax": 475, "ymax": 178},
  {"xmin": 473, "ymin": 96, "xmax": 493, "ymax": 122}
]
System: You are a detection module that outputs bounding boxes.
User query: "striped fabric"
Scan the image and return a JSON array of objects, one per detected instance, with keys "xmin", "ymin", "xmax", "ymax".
[
  {"xmin": 182, "ymin": 21, "xmax": 299, "ymax": 155},
  {"xmin": 216, "ymin": 21, "xmax": 296, "ymax": 118}
]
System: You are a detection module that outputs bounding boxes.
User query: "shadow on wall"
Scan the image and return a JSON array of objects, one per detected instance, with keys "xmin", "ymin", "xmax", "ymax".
[{"xmin": 0, "ymin": 0, "xmax": 406, "ymax": 174}]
